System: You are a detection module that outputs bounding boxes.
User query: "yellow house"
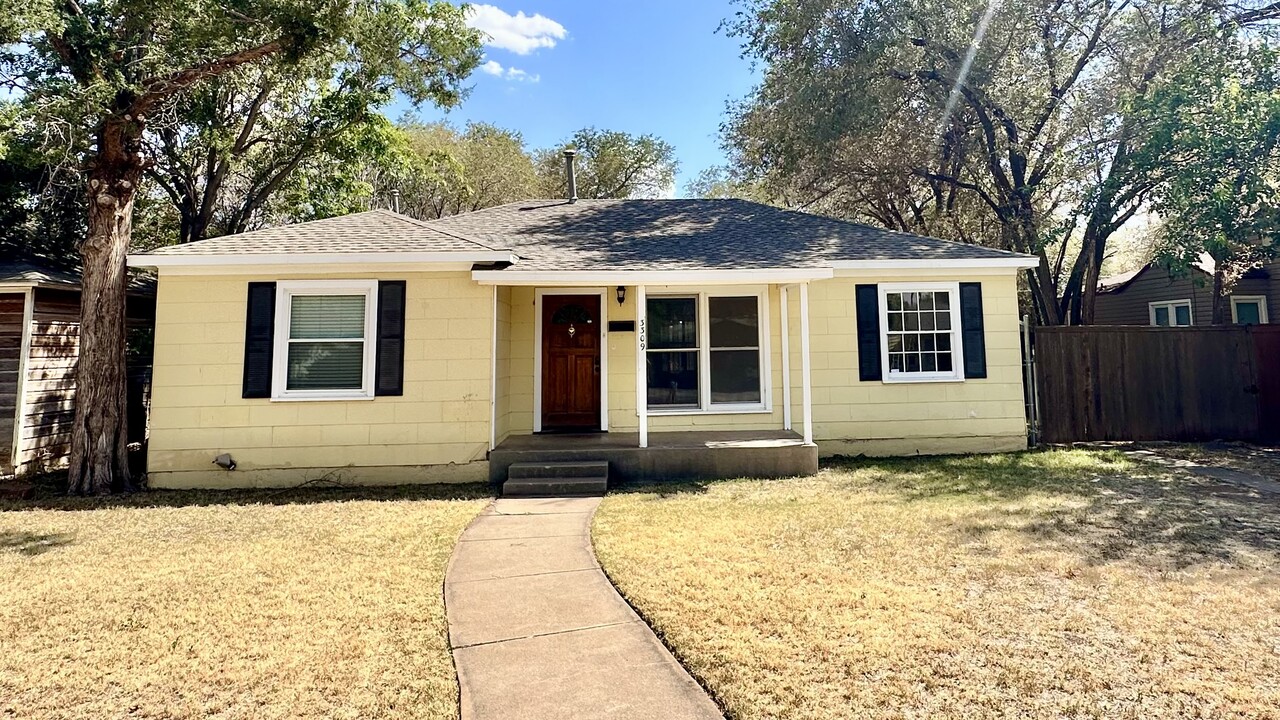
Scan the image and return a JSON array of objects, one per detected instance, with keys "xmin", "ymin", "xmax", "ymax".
[{"xmin": 128, "ymin": 196, "xmax": 1038, "ymax": 490}]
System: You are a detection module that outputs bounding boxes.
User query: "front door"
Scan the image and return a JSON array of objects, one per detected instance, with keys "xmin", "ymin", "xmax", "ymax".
[{"xmin": 541, "ymin": 294, "xmax": 602, "ymax": 431}]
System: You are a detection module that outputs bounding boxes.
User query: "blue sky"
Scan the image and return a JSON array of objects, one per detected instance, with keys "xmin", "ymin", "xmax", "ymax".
[{"xmin": 396, "ymin": 2, "xmax": 758, "ymax": 196}]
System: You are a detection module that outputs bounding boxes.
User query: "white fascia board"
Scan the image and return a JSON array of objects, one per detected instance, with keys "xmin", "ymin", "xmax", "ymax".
[
  {"xmin": 831, "ymin": 257, "xmax": 1039, "ymax": 270},
  {"xmin": 472, "ymin": 268, "xmax": 835, "ymax": 286},
  {"xmin": 127, "ymin": 251, "xmax": 518, "ymax": 270}
]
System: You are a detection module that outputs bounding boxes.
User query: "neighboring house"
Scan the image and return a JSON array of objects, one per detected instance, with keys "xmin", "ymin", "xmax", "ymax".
[
  {"xmin": 1095, "ymin": 258, "xmax": 1276, "ymax": 326},
  {"xmin": 127, "ymin": 198, "xmax": 1039, "ymax": 489},
  {"xmin": 1, "ymin": 259, "xmax": 155, "ymax": 477}
]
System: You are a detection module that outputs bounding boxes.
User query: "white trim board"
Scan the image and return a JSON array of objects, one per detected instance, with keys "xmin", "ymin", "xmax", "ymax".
[
  {"xmin": 9, "ymin": 288, "xmax": 33, "ymax": 472},
  {"xmin": 533, "ymin": 288, "xmax": 609, "ymax": 433},
  {"xmin": 129, "ymin": 251, "xmax": 516, "ymax": 269},
  {"xmin": 830, "ymin": 257, "xmax": 1038, "ymax": 270}
]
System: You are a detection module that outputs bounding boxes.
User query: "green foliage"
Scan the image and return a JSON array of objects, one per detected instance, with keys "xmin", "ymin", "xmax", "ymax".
[
  {"xmin": 722, "ymin": 0, "xmax": 1280, "ymax": 324},
  {"xmin": 1136, "ymin": 40, "xmax": 1280, "ymax": 308},
  {"xmin": 3, "ymin": 0, "xmax": 482, "ymax": 249},
  {"xmin": 371, "ymin": 120, "xmax": 538, "ymax": 218},
  {"xmin": 534, "ymin": 127, "xmax": 678, "ymax": 199}
]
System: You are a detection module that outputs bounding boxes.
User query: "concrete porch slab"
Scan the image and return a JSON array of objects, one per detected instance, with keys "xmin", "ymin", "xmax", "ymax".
[
  {"xmin": 454, "ymin": 621, "xmax": 723, "ymax": 720},
  {"xmin": 446, "ymin": 568, "xmax": 638, "ymax": 649}
]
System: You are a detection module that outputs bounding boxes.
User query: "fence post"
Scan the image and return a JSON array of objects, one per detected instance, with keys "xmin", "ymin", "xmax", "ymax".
[{"xmin": 1021, "ymin": 315, "xmax": 1040, "ymax": 446}]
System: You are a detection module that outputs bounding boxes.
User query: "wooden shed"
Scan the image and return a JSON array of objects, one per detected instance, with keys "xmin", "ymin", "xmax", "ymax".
[{"xmin": 1, "ymin": 260, "xmax": 155, "ymax": 478}]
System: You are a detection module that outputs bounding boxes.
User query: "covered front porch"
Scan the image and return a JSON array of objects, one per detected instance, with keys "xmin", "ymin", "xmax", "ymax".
[
  {"xmin": 481, "ymin": 270, "xmax": 829, "ymax": 456},
  {"xmin": 487, "ymin": 430, "xmax": 817, "ymax": 484}
]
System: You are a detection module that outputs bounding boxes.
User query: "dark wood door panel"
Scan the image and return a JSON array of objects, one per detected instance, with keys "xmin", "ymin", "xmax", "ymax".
[{"xmin": 541, "ymin": 295, "xmax": 602, "ymax": 430}]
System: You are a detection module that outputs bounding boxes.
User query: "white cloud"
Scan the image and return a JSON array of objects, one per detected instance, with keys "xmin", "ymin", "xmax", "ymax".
[
  {"xmin": 477, "ymin": 58, "xmax": 540, "ymax": 83},
  {"xmin": 466, "ymin": 4, "xmax": 567, "ymax": 55}
]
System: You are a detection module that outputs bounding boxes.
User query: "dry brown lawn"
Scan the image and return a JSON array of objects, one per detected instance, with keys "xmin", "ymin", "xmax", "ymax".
[
  {"xmin": 593, "ymin": 450, "xmax": 1280, "ymax": 719},
  {"xmin": 0, "ymin": 485, "xmax": 488, "ymax": 720}
]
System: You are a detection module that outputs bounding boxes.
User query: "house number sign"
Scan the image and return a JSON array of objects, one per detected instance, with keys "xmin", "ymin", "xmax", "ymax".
[{"xmin": 638, "ymin": 317, "xmax": 646, "ymax": 351}]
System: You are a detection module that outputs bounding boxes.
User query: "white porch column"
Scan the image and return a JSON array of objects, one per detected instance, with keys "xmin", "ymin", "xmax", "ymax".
[
  {"xmin": 799, "ymin": 282, "xmax": 814, "ymax": 446},
  {"xmin": 635, "ymin": 284, "xmax": 648, "ymax": 448},
  {"xmin": 780, "ymin": 285, "xmax": 792, "ymax": 431}
]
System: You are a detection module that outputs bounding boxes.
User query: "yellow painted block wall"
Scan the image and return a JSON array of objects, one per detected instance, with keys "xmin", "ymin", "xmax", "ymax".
[
  {"xmin": 504, "ymin": 277, "xmax": 1025, "ymax": 455},
  {"xmin": 147, "ymin": 271, "xmax": 494, "ymax": 488},
  {"xmin": 801, "ymin": 274, "xmax": 1027, "ymax": 456}
]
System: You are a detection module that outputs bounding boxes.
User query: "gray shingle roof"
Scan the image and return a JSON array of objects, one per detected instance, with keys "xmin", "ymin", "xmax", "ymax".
[
  {"xmin": 426, "ymin": 199, "xmax": 1031, "ymax": 270},
  {"xmin": 140, "ymin": 209, "xmax": 499, "ymax": 256}
]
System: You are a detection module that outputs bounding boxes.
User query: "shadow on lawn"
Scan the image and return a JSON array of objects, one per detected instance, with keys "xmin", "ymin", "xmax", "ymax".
[
  {"xmin": 834, "ymin": 450, "xmax": 1280, "ymax": 569},
  {"xmin": 610, "ymin": 450, "xmax": 1280, "ymax": 570},
  {"xmin": 0, "ymin": 482, "xmax": 494, "ymax": 513},
  {"xmin": 0, "ymin": 531, "xmax": 75, "ymax": 555}
]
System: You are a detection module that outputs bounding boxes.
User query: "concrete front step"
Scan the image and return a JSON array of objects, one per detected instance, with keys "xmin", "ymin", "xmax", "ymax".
[
  {"xmin": 502, "ymin": 476, "xmax": 608, "ymax": 498},
  {"xmin": 507, "ymin": 460, "xmax": 609, "ymax": 480}
]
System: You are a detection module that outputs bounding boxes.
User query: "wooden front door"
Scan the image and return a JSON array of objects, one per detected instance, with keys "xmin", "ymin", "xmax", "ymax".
[{"xmin": 541, "ymin": 294, "xmax": 602, "ymax": 431}]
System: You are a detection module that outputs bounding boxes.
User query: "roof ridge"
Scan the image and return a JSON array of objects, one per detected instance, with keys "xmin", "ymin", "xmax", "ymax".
[{"xmin": 387, "ymin": 210, "xmax": 505, "ymax": 251}]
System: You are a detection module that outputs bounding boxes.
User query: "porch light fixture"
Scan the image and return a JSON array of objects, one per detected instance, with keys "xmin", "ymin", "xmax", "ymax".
[{"xmin": 616, "ymin": 286, "xmax": 626, "ymax": 305}]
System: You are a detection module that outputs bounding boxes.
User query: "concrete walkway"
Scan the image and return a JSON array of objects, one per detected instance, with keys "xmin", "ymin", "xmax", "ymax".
[{"xmin": 444, "ymin": 496, "xmax": 723, "ymax": 720}]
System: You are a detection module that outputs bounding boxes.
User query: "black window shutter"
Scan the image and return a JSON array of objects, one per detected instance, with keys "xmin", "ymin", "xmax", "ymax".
[
  {"xmin": 242, "ymin": 282, "xmax": 276, "ymax": 398},
  {"xmin": 959, "ymin": 282, "xmax": 987, "ymax": 378},
  {"xmin": 855, "ymin": 284, "xmax": 882, "ymax": 381},
  {"xmin": 375, "ymin": 281, "xmax": 407, "ymax": 396}
]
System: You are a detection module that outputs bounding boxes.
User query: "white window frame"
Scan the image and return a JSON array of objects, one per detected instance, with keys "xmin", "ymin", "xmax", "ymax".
[
  {"xmin": 645, "ymin": 287, "xmax": 772, "ymax": 415},
  {"xmin": 1148, "ymin": 299, "xmax": 1193, "ymax": 327},
  {"xmin": 271, "ymin": 279, "xmax": 379, "ymax": 401},
  {"xmin": 878, "ymin": 282, "xmax": 965, "ymax": 384},
  {"xmin": 1230, "ymin": 295, "xmax": 1269, "ymax": 325}
]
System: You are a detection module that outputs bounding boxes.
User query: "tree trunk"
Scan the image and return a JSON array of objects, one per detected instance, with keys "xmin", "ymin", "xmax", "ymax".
[
  {"xmin": 68, "ymin": 115, "xmax": 142, "ymax": 495},
  {"xmin": 1211, "ymin": 268, "xmax": 1230, "ymax": 325}
]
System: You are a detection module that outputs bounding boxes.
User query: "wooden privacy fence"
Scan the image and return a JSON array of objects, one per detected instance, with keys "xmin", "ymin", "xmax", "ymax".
[{"xmin": 1034, "ymin": 325, "xmax": 1280, "ymax": 444}]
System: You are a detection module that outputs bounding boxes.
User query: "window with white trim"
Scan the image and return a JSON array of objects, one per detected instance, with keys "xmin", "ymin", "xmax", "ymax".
[
  {"xmin": 645, "ymin": 290, "xmax": 768, "ymax": 411},
  {"xmin": 1230, "ymin": 295, "xmax": 1268, "ymax": 325},
  {"xmin": 273, "ymin": 280, "xmax": 378, "ymax": 399},
  {"xmin": 1149, "ymin": 299, "xmax": 1192, "ymax": 327},
  {"xmin": 879, "ymin": 284, "xmax": 964, "ymax": 382}
]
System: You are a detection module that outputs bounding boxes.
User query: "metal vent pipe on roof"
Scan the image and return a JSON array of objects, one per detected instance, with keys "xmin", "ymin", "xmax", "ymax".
[{"xmin": 563, "ymin": 149, "xmax": 578, "ymax": 203}]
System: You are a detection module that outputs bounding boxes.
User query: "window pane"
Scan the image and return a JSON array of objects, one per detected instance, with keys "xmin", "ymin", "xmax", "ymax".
[
  {"xmin": 290, "ymin": 295, "xmax": 366, "ymax": 339},
  {"xmin": 647, "ymin": 298, "xmax": 697, "ymax": 349},
  {"xmin": 1236, "ymin": 301, "xmax": 1261, "ymax": 325},
  {"xmin": 934, "ymin": 292, "xmax": 950, "ymax": 310},
  {"xmin": 1174, "ymin": 305, "xmax": 1191, "ymax": 326},
  {"xmin": 709, "ymin": 297, "xmax": 759, "ymax": 348},
  {"xmin": 710, "ymin": 350, "xmax": 761, "ymax": 404},
  {"xmin": 938, "ymin": 352, "xmax": 953, "ymax": 372},
  {"xmin": 647, "ymin": 351, "xmax": 698, "ymax": 406},
  {"xmin": 886, "ymin": 293, "xmax": 903, "ymax": 311},
  {"xmin": 1154, "ymin": 306, "xmax": 1170, "ymax": 326},
  {"xmin": 888, "ymin": 312, "xmax": 904, "ymax": 331},
  {"xmin": 287, "ymin": 341, "xmax": 364, "ymax": 390}
]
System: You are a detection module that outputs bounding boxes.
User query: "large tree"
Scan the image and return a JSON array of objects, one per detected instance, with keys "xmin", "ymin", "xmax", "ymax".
[
  {"xmin": 2, "ymin": 0, "xmax": 480, "ymax": 493},
  {"xmin": 534, "ymin": 127, "xmax": 678, "ymax": 199},
  {"xmin": 723, "ymin": 0, "xmax": 1280, "ymax": 325},
  {"xmin": 1139, "ymin": 39, "xmax": 1280, "ymax": 323},
  {"xmin": 372, "ymin": 120, "xmax": 538, "ymax": 218}
]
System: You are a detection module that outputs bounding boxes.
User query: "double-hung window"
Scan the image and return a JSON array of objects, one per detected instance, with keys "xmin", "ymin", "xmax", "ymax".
[
  {"xmin": 879, "ymin": 283, "xmax": 964, "ymax": 382},
  {"xmin": 272, "ymin": 280, "xmax": 378, "ymax": 400},
  {"xmin": 1149, "ymin": 299, "xmax": 1192, "ymax": 327},
  {"xmin": 1230, "ymin": 296, "xmax": 1268, "ymax": 325},
  {"xmin": 645, "ymin": 290, "xmax": 768, "ymax": 412}
]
